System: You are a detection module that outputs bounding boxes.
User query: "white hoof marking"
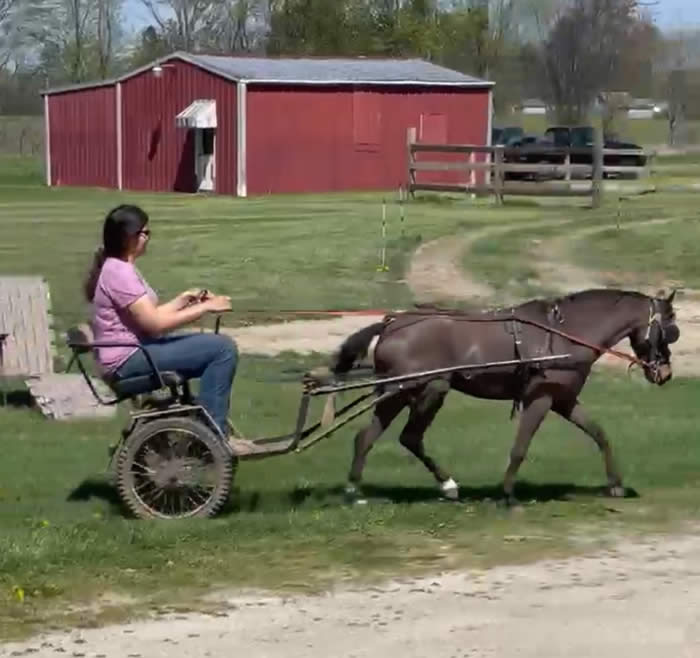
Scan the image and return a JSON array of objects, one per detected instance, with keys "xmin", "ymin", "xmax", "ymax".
[{"xmin": 440, "ymin": 478, "xmax": 459, "ymax": 500}]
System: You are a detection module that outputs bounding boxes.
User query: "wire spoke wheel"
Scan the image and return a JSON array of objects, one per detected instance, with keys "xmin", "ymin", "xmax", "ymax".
[{"xmin": 117, "ymin": 417, "xmax": 234, "ymax": 520}]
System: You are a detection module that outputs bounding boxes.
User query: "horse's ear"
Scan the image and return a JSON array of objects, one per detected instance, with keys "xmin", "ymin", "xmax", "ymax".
[{"xmin": 667, "ymin": 289, "xmax": 677, "ymax": 304}]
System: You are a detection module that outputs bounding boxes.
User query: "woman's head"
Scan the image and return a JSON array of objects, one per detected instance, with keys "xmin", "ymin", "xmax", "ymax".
[
  {"xmin": 103, "ymin": 204, "xmax": 150, "ymax": 260},
  {"xmin": 83, "ymin": 204, "xmax": 150, "ymax": 301}
]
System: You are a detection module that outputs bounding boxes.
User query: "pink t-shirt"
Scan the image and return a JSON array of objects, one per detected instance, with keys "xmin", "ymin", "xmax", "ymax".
[{"xmin": 91, "ymin": 257, "xmax": 158, "ymax": 374}]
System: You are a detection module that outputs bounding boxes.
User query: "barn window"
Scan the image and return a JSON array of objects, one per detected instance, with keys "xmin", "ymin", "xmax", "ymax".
[
  {"xmin": 353, "ymin": 91, "xmax": 382, "ymax": 150},
  {"xmin": 420, "ymin": 113, "xmax": 448, "ymax": 144}
]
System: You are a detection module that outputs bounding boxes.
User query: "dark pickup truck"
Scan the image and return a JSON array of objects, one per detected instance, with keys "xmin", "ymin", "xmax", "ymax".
[{"xmin": 504, "ymin": 125, "xmax": 647, "ymax": 180}]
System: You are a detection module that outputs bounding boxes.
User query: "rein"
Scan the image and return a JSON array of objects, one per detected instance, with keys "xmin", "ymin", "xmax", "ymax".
[
  {"xmin": 382, "ymin": 310, "xmax": 651, "ymax": 370},
  {"xmin": 504, "ymin": 316, "xmax": 650, "ymax": 369}
]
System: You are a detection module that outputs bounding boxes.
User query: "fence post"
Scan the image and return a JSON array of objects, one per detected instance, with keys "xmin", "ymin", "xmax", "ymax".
[
  {"xmin": 493, "ymin": 146, "xmax": 504, "ymax": 205},
  {"xmin": 564, "ymin": 151, "xmax": 571, "ymax": 182},
  {"xmin": 592, "ymin": 126, "xmax": 604, "ymax": 208},
  {"xmin": 406, "ymin": 127, "xmax": 417, "ymax": 199}
]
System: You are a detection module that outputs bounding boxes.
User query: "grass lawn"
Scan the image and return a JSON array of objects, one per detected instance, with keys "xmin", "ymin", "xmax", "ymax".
[
  {"xmin": 3, "ymin": 156, "xmax": 700, "ymax": 639},
  {"xmin": 4, "ymin": 358, "xmax": 700, "ymax": 640},
  {"xmin": 464, "ymin": 186, "xmax": 700, "ymax": 297},
  {"xmin": 0, "ymin": 155, "xmax": 555, "ymax": 341}
]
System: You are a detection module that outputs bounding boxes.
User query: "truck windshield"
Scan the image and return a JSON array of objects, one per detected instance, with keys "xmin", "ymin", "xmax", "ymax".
[{"xmin": 571, "ymin": 127, "xmax": 594, "ymax": 147}]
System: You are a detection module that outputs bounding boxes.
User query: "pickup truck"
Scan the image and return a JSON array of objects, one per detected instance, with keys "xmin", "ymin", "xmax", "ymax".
[{"xmin": 504, "ymin": 125, "xmax": 647, "ymax": 180}]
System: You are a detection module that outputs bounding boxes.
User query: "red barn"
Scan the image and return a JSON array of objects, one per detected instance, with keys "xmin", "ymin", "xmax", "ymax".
[{"xmin": 41, "ymin": 52, "xmax": 493, "ymax": 197}]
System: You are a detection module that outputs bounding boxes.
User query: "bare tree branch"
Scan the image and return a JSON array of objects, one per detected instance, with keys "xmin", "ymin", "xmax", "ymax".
[{"xmin": 534, "ymin": 0, "xmax": 647, "ymax": 123}]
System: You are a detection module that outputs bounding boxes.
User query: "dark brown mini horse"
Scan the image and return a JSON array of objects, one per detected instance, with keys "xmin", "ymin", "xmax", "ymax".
[{"xmin": 326, "ymin": 288, "xmax": 679, "ymax": 505}]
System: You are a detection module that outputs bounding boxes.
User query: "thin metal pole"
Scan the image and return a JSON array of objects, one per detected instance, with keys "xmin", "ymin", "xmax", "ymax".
[{"xmin": 308, "ymin": 354, "xmax": 573, "ymax": 395}]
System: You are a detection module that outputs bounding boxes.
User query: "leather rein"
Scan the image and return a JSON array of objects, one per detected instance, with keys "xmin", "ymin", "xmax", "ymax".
[{"xmin": 382, "ymin": 306, "xmax": 654, "ymax": 370}]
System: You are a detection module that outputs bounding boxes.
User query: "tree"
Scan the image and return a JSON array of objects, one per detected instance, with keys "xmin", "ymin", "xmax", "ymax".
[
  {"xmin": 139, "ymin": 0, "xmax": 217, "ymax": 51},
  {"xmin": 128, "ymin": 25, "xmax": 170, "ymax": 68},
  {"xmin": 536, "ymin": 0, "xmax": 648, "ymax": 124},
  {"xmin": 203, "ymin": 1, "xmax": 267, "ymax": 53},
  {"xmin": 0, "ymin": 0, "xmax": 20, "ymax": 70},
  {"xmin": 267, "ymin": 0, "xmax": 358, "ymax": 56},
  {"xmin": 95, "ymin": 0, "xmax": 123, "ymax": 79}
]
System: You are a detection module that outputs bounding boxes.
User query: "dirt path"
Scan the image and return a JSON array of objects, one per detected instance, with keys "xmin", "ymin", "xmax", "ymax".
[
  {"xmin": 221, "ymin": 315, "xmax": 378, "ymax": 357},
  {"xmin": 225, "ymin": 218, "xmax": 570, "ymax": 360},
  {"xmin": 406, "ymin": 219, "xmax": 567, "ymax": 306},
  {"xmin": 4, "ymin": 531, "xmax": 700, "ymax": 657},
  {"xmin": 406, "ymin": 215, "xmax": 700, "ymax": 376},
  {"xmin": 530, "ymin": 217, "xmax": 700, "ymax": 377}
]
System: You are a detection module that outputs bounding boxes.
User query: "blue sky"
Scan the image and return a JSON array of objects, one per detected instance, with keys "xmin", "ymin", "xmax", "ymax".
[
  {"xmin": 653, "ymin": 0, "xmax": 700, "ymax": 28},
  {"xmin": 122, "ymin": 0, "xmax": 700, "ymax": 33}
]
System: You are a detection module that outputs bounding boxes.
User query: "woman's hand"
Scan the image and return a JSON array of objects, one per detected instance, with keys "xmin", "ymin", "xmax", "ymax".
[
  {"xmin": 178, "ymin": 288, "xmax": 209, "ymax": 306},
  {"xmin": 204, "ymin": 295, "xmax": 232, "ymax": 313}
]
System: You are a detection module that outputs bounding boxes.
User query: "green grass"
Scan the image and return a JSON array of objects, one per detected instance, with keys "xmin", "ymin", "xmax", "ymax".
[
  {"xmin": 3, "ymin": 358, "xmax": 700, "ymax": 639},
  {"xmin": 0, "ymin": 116, "xmax": 43, "ymax": 157},
  {"xmin": 4, "ymin": 155, "xmax": 700, "ymax": 639},
  {"xmin": 0, "ymin": 156, "xmax": 570, "ymax": 340},
  {"xmin": 462, "ymin": 190, "xmax": 700, "ymax": 297},
  {"xmin": 572, "ymin": 216, "xmax": 700, "ymax": 290}
]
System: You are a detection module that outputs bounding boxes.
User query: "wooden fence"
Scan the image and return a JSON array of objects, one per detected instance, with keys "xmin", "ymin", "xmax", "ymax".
[{"xmin": 406, "ymin": 128, "xmax": 654, "ymax": 207}]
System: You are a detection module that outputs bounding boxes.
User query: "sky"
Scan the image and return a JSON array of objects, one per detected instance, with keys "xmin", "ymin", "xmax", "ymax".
[
  {"xmin": 122, "ymin": 0, "xmax": 700, "ymax": 34},
  {"xmin": 652, "ymin": 0, "xmax": 700, "ymax": 29}
]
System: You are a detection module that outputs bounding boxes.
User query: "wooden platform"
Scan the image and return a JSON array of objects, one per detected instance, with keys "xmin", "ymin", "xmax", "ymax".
[
  {"xmin": 0, "ymin": 276, "xmax": 56, "ymax": 376},
  {"xmin": 0, "ymin": 276, "xmax": 116, "ymax": 420},
  {"xmin": 24, "ymin": 373, "xmax": 117, "ymax": 420}
]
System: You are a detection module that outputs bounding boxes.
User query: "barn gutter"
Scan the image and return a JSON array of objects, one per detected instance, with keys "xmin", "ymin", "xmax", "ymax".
[
  {"xmin": 236, "ymin": 81, "xmax": 248, "ymax": 198},
  {"xmin": 116, "ymin": 82, "xmax": 123, "ymax": 190},
  {"xmin": 43, "ymin": 95, "xmax": 51, "ymax": 187}
]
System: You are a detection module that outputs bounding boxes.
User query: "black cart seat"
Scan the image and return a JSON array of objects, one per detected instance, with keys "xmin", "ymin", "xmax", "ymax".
[{"xmin": 66, "ymin": 324, "xmax": 190, "ymax": 405}]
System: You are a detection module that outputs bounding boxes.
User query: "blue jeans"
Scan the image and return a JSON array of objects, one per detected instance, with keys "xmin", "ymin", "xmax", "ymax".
[{"xmin": 115, "ymin": 333, "xmax": 238, "ymax": 436}]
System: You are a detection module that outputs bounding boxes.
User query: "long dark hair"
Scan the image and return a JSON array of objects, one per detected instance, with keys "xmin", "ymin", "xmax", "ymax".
[{"xmin": 83, "ymin": 204, "xmax": 149, "ymax": 302}]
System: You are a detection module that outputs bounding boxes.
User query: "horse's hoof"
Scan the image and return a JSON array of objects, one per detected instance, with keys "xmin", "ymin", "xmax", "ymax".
[
  {"xmin": 498, "ymin": 494, "xmax": 519, "ymax": 509},
  {"xmin": 440, "ymin": 478, "xmax": 460, "ymax": 501},
  {"xmin": 607, "ymin": 485, "xmax": 626, "ymax": 498},
  {"xmin": 344, "ymin": 484, "xmax": 366, "ymax": 505}
]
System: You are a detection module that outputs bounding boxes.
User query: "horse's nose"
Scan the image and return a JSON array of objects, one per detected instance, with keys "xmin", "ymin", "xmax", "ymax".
[{"xmin": 657, "ymin": 364, "xmax": 673, "ymax": 385}]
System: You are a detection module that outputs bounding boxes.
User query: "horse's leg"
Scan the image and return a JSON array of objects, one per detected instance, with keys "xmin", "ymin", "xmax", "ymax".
[
  {"xmin": 502, "ymin": 393, "xmax": 553, "ymax": 505},
  {"xmin": 553, "ymin": 399, "xmax": 625, "ymax": 497},
  {"xmin": 346, "ymin": 393, "xmax": 406, "ymax": 503},
  {"xmin": 398, "ymin": 379, "xmax": 458, "ymax": 500}
]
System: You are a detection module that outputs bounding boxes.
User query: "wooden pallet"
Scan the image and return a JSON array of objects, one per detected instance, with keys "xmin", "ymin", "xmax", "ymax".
[
  {"xmin": 0, "ymin": 276, "xmax": 116, "ymax": 420},
  {"xmin": 0, "ymin": 276, "xmax": 56, "ymax": 377}
]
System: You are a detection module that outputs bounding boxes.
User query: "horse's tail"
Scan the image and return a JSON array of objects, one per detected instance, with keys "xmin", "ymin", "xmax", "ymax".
[
  {"xmin": 305, "ymin": 321, "xmax": 386, "ymax": 429},
  {"xmin": 330, "ymin": 321, "xmax": 386, "ymax": 375}
]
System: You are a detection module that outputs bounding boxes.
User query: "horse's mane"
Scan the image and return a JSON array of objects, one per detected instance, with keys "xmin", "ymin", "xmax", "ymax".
[
  {"xmin": 554, "ymin": 288, "xmax": 647, "ymax": 306},
  {"xmin": 413, "ymin": 288, "xmax": 650, "ymax": 317}
]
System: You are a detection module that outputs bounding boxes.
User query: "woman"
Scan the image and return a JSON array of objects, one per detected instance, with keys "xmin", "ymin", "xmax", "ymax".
[{"xmin": 84, "ymin": 204, "xmax": 237, "ymax": 437}]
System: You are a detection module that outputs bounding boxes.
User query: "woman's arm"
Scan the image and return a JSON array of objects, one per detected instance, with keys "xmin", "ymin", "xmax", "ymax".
[
  {"xmin": 158, "ymin": 289, "xmax": 208, "ymax": 314},
  {"xmin": 126, "ymin": 293, "xmax": 231, "ymax": 336}
]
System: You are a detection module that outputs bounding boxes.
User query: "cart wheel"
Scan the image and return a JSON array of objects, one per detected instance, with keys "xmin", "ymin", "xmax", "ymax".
[{"xmin": 116, "ymin": 417, "xmax": 234, "ymax": 520}]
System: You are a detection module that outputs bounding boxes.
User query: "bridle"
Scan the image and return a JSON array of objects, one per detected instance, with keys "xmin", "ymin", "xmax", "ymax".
[{"xmin": 638, "ymin": 298, "xmax": 679, "ymax": 381}]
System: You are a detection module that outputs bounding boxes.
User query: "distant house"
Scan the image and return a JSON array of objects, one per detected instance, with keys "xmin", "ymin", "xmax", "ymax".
[
  {"xmin": 627, "ymin": 98, "xmax": 667, "ymax": 120},
  {"xmin": 516, "ymin": 98, "xmax": 547, "ymax": 116}
]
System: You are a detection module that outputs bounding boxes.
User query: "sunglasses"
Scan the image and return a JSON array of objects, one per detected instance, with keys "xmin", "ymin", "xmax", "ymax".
[{"xmin": 139, "ymin": 228, "xmax": 151, "ymax": 238}]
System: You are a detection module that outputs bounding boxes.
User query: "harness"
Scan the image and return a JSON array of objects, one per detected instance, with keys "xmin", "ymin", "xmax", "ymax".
[{"xmin": 379, "ymin": 296, "xmax": 676, "ymax": 417}]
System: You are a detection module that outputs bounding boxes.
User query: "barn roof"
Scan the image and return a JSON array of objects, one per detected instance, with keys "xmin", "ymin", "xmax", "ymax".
[
  {"xmin": 41, "ymin": 52, "xmax": 492, "ymax": 95},
  {"xmin": 188, "ymin": 54, "xmax": 491, "ymax": 86}
]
